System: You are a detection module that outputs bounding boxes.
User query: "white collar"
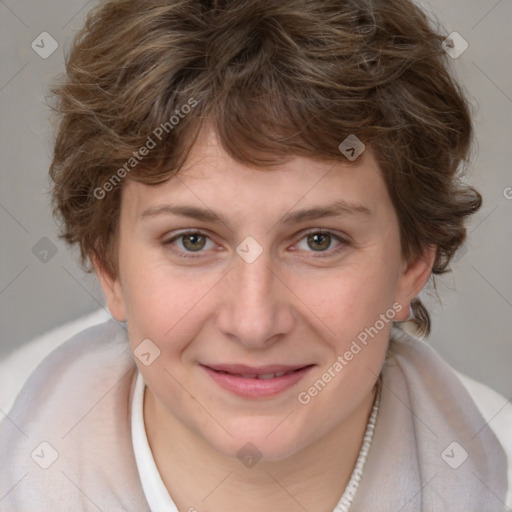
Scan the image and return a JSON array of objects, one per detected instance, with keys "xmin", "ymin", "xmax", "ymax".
[{"xmin": 131, "ymin": 370, "xmax": 180, "ymax": 512}]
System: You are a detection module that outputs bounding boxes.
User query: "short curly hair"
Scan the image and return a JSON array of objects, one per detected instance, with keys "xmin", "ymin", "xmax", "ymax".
[{"xmin": 48, "ymin": 0, "xmax": 481, "ymax": 338}]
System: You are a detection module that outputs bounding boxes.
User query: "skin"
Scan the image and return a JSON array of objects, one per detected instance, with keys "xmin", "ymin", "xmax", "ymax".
[{"xmin": 95, "ymin": 123, "xmax": 435, "ymax": 512}]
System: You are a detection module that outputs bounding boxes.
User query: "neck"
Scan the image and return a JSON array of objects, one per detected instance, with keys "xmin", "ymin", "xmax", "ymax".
[{"xmin": 144, "ymin": 385, "xmax": 377, "ymax": 512}]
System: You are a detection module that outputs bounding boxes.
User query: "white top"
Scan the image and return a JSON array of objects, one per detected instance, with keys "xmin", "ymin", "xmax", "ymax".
[
  {"xmin": 130, "ymin": 370, "xmax": 381, "ymax": 512},
  {"xmin": 131, "ymin": 371, "xmax": 180, "ymax": 512}
]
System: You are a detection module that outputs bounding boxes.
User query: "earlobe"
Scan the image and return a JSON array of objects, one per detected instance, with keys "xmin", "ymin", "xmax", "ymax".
[
  {"xmin": 91, "ymin": 254, "xmax": 127, "ymax": 322},
  {"xmin": 394, "ymin": 245, "xmax": 436, "ymax": 322}
]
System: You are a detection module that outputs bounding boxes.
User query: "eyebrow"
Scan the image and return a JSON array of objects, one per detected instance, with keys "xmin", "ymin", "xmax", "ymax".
[{"xmin": 139, "ymin": 199, "xmax": 372, "ymax": 227}]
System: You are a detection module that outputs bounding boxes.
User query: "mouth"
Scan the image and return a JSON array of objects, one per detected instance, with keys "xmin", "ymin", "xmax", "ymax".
[{"xmin": 200, "ymin": 363, "xmax": 315, "ymax": 398}]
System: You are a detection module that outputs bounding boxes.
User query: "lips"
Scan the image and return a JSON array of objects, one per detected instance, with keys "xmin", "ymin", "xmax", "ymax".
[{"xmin": 201, "ymin": 363, "xmax": 315, "ymax": 398}]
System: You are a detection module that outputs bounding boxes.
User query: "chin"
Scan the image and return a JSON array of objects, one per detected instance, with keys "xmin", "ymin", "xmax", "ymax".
[{"xmin": 204, "ymin": 419, "xmax": 307, "ymax": 464}]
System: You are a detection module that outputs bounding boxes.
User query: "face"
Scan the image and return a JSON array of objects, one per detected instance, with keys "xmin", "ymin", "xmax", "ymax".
[{"xmin": 96, "ymin": 124, "xmax": 434, "ymax": 461}]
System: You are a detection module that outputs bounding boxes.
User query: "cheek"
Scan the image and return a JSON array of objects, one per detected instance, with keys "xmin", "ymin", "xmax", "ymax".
[
  {"xmin": 294, "ymin": 256, "xmax": 399, "ymax": 345},
  {"xmin": 121, "ymin": 261, "xmax": 214, "ymax": 352},
  {"xmin": 293, "ymin": 264, "xmax": 395, "ymax": 427}
]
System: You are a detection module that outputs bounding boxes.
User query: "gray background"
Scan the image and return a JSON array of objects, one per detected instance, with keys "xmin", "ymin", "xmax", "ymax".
[{"xmin": 0, "ymin": 0, "xmax": 511, "ymax": 396}]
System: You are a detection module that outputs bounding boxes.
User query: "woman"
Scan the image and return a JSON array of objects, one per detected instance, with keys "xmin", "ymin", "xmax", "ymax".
[{"xmin": 0, "ymin": 0, "xmax": 507, "ymax": 510}]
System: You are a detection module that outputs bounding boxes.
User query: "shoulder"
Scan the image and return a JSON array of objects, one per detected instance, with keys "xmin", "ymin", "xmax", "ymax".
[
  {"xmin": 0, "ymin": 319, "xmax": 146, "ymax": 510},
  {"xmin": 3, "ymin": 318, "xmax": 134, "ymax": 418},
  {"xmin": 386, "ymin": 326, "xmax": 511, "ymax": 508},
  {"xmin": 385, "ymin": 326, "xmax": 505, "ymax": 422}
]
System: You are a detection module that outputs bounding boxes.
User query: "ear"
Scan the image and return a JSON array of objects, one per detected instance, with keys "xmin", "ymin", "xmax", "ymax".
[
  {"xmin": 91, "ymin": 254, "xmax": 127, "ymax": 322},
  {"xmin": 393, "ymin": 245, "xmax": 436, "ymax": 322}
]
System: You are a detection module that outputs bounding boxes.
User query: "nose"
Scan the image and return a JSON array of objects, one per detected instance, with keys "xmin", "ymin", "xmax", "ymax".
[{"xmin": 216, "ymin": 247, "xmax": 295, "ymax": 349}]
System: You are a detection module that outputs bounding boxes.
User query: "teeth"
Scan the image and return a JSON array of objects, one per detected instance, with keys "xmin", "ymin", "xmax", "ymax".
[
  {"xmin": 216, "ymin": 369, "xmax": 299, "ymax": 378},
  {"xmin": 249, "ymin": 371, "xmax": 291, "ymax": 379}
]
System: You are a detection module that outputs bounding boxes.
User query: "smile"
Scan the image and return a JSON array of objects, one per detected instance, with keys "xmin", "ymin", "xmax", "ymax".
[{"xmin": 201, "ymin": 364, "xmax": 315, "ymax": 398}]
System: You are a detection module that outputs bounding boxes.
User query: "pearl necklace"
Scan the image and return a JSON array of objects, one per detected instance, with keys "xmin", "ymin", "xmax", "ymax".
[{"xmin": 334, "ymin": 376, "xmax": 382, "ymax": 512}]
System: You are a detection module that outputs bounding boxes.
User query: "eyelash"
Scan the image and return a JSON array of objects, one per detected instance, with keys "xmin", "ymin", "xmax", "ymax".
[{"xmin": 161, "ymin": 229, "xmax": 349, "ymax": 260}]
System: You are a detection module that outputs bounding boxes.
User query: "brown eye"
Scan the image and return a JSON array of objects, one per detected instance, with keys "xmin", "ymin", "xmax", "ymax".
[
  {"xmin": 181, "ymin": 233, "xmax": 207, "ymax": 252},
  {"xmin": 294, "ymin": 229, "xmax": 348, "ymax": 257},
  {"xmin": 163, "ymin": 230, "xmax": 215, "ymax": 259},
  {"xmin": 307, "ymin": 232, "xmax": 332, "ymax": 251}
]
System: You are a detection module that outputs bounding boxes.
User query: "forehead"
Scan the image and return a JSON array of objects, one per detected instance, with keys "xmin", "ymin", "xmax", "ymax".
[{"xmin": 121, "ymin": 125, "xmax": 390, "ymax": 224}]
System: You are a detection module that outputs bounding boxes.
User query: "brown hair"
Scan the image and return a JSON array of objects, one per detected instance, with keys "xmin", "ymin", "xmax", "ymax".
[{"xmin": 48, "ymin": 0, "xmax": 481, "ymax": 338}]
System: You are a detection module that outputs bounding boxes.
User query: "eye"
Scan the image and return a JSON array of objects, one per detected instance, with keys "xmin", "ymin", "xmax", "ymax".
[
  {"xmin": 162, "ymin": 230, "xmax": 215, "ymax": 259},
  {"xmin": 294, "ymin": 229, "xmax": 348, "ymax": 257}
]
